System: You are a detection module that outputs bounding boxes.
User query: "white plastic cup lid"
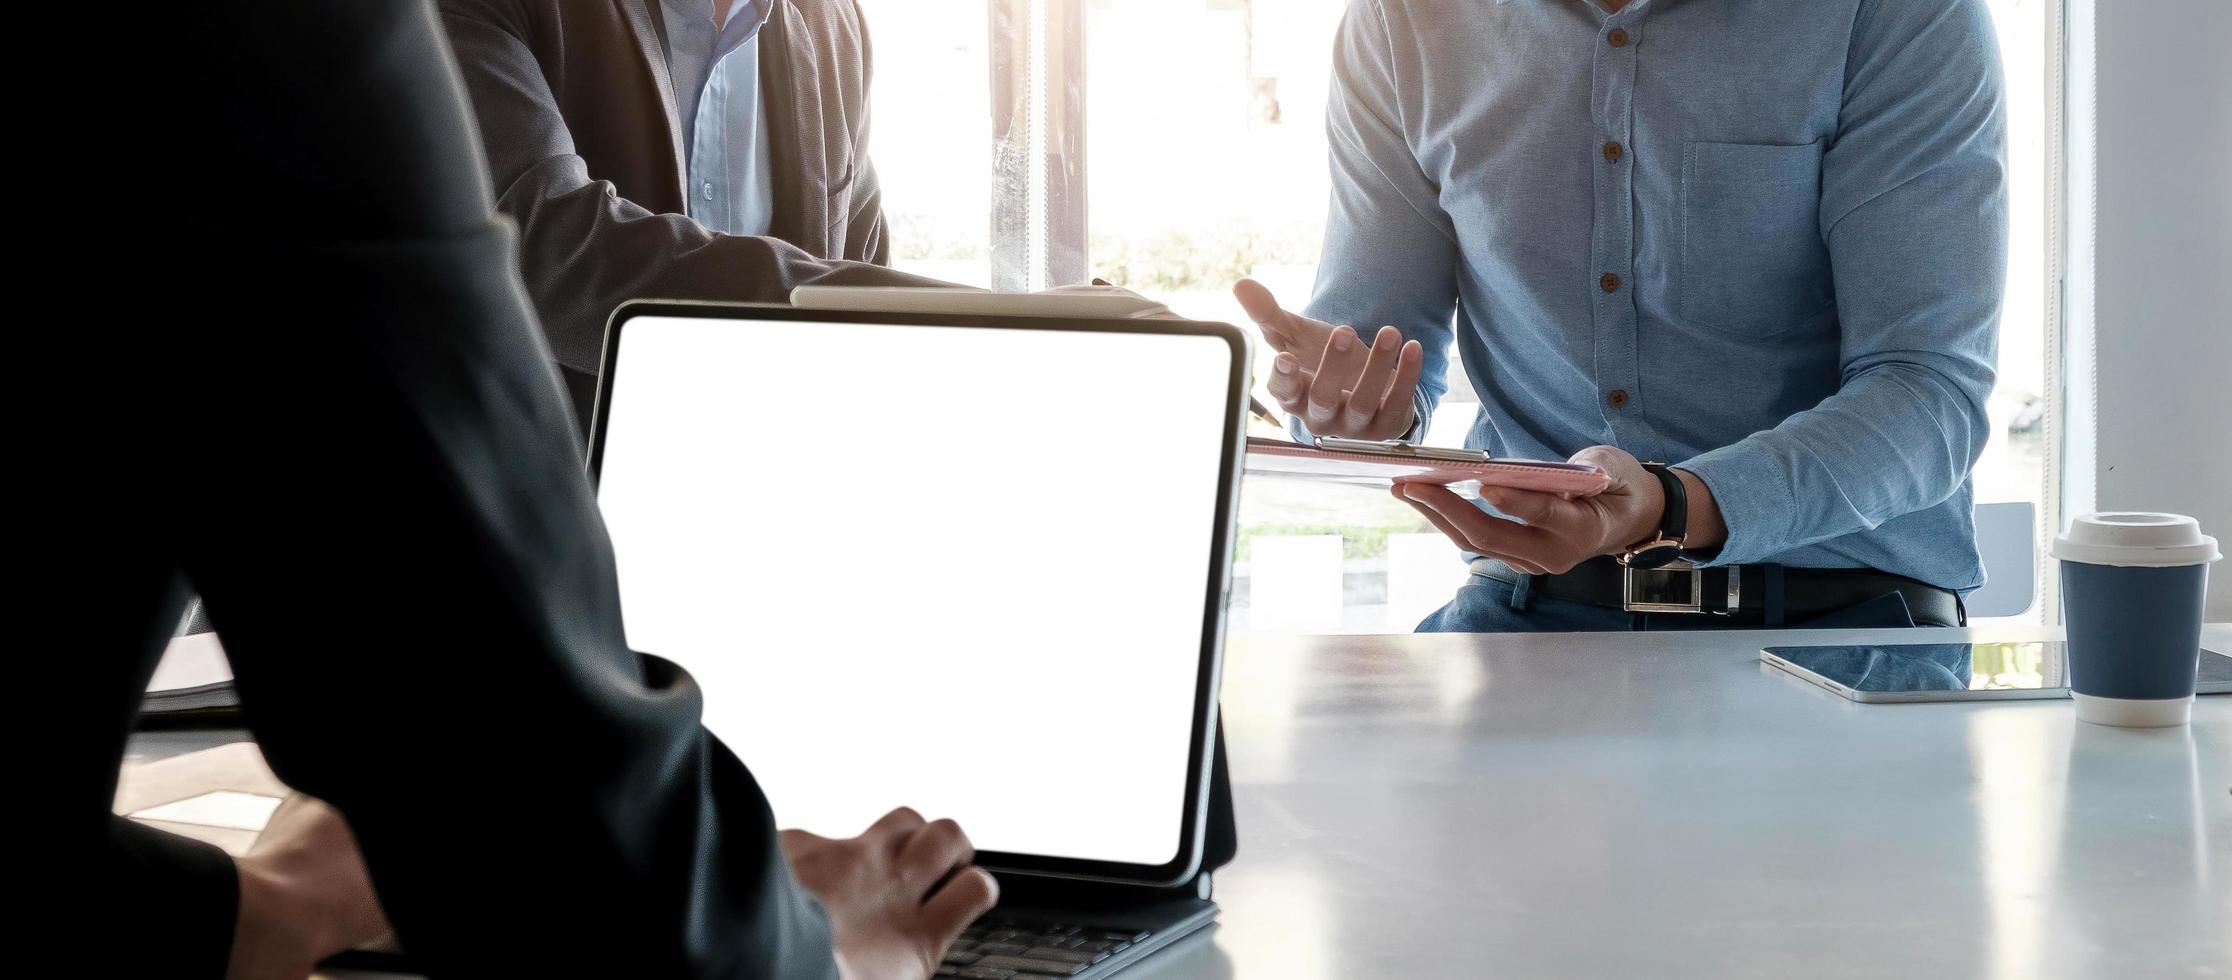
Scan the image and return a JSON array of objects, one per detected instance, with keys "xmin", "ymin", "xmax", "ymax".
[{"xmin": 2052, "ymin": 512, "xmax": 2221, "ymax": 568}]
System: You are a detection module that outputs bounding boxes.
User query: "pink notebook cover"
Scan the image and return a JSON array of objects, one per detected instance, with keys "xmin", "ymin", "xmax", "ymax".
[{"xmin": 1244, "ymin": 437, "xmax": 1611, "ymax": 498}]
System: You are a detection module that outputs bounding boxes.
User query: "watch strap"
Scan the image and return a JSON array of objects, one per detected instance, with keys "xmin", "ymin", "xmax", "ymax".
[
  {"xmin": 1644, "ymin": 462, "xmax": 1686, "ymax": 543},
  {"xmin": 1618, "ymin": 462, "xmax": 1688, "ymax": 569}
]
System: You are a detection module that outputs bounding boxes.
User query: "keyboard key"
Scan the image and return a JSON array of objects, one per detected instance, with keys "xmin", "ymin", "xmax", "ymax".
[
  {"xmin": 955, "ymin": 968, "xmax": 1018, "ymax": 980},
  {"xmin": 974, "ymin": 942, "xmax": 1029, "ymax": 956},
  {"xmin": 1095, "ymin": 929, "xmax": 1151, "ymax": 944},
  {"xmin": 971, "ymin": 955, "xmax": 1089, "ymax": 976},
  {"xmin": 1024, "ymin": 947, "xmax": 1107, "ymax": 964},
  {"xmin": 944, "ymin": 951, "xmax": 983, "ymax": 966}
]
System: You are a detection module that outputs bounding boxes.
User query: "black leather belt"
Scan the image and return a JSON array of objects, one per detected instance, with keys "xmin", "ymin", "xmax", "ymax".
[{"xmin": 1468, "ymin": 556, "xmax": 1963, "ymax": 627}]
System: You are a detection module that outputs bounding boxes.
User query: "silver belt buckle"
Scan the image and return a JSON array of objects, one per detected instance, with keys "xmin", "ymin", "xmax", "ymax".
[{"xmin": 1623, "ymin": 561, "xmax": 1704, "ymax": 613}]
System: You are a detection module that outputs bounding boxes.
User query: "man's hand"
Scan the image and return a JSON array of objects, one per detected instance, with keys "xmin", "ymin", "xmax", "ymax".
[
  {"xmin": 1234, "ymin": 278, "xmax": 1423, "ymax": 440},
  {"xmin": 1393, "ymin": 445, "xmax": 1667, "ymax": 575},
  {"xmin": 781, "ymin": 808, "xmax": 1000, "ymax": 980},
  {"xmin": 227, "ymin": 795, "xmax": 394, "ymax": 980}
]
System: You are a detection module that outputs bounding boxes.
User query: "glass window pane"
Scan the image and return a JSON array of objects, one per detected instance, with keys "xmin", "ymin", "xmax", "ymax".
[
  {"xmin": 1083, "ymin": 0, "xmax": 1444, "ymax": 633},
  {"xmin": 1974, "ymin": 0, "xmax": 2053, "ymax": 623},
  {"xmin": 860, "ymin": 0, "xmax": 994, "ymax": 287}
]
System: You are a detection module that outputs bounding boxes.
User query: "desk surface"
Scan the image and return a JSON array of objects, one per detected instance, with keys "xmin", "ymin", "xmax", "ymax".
[{"xmin": 137, "ymin": 625, "xmax": 2232, "ymax": 979}]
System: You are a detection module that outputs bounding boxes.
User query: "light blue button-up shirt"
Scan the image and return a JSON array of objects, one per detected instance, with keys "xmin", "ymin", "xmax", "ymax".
[
  {"xmin": 1303, "ymin": 0, "xmax": 2006, "ymax": 591},
  {"xmin": 661, "ymin": 0, "xmax": 775, "ymax": 237}
]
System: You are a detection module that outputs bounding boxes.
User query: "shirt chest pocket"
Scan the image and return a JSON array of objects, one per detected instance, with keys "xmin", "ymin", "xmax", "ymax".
[{"xmin": 1678, "ymin": 139, "xmax": 1834, "ymax": 336}]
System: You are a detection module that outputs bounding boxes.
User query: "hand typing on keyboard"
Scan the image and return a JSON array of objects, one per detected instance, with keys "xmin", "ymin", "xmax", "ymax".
[{"xmin": 780, "ymin": 807, "xmax": 1000, "ymax": 980}]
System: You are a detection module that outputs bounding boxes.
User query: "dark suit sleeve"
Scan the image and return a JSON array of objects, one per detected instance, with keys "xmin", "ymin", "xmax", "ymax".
[
  {"xmin": 107, "ymin": 818, "xmax": 240, "ymax": 976},
  {"xmin": 136, "ymin": 2, "xmax": 841, "ymax": 976},
  {"xmin": 434, "ymin": 0, "xmax": 938, "ymax": 377}
]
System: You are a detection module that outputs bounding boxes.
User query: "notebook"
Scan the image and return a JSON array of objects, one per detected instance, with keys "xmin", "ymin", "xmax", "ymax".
[{"xmin": 144, "ymin": 603, "xmax": 239, "ymax": 716}]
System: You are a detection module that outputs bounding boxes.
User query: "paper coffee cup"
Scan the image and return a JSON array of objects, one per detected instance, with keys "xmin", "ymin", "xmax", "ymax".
[{"xmin": 2051, "ymin": 513, "xmax": 2220, "ymax": 727}]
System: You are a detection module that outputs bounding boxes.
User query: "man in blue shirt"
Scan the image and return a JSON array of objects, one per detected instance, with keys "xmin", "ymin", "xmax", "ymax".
[{"xmin": 1241, "ymin": 0, "xmax": 2006, "ymax": 631}]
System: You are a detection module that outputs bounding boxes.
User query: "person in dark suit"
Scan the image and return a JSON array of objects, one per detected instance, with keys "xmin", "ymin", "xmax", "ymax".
[
  {"xmin": 69, "ymin": 2, "xmax": 994, "ymax": 976},
  {"xmin": 436, "ymin": 0, "xmax": 940, "ymax": 424}
]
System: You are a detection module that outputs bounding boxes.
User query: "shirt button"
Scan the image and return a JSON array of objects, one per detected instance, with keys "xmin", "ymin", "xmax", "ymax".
[
  {"xmin": 1603, "ymin": 141, "xmax": 1623, "ymax": 163},
  {"xmin": 1607, "ymin": 27, "xmax": 1630, "ymax": 47},
  {"xmin": 1600, "ymin": 273, "xmax": 1621, "ymax": 293},
  {"xmin": 1607, "ymin": 389, "xmax": 1630, "ymax": 408},
  {"xmin": 701, "ymin": 182, "xmax": 715, "ymax": 201}
]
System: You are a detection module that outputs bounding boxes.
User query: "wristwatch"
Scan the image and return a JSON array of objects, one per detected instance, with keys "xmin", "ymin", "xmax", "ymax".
[{"xmin": 1618, "ymin": 463, "xmax": 1687, "ymax": 569}]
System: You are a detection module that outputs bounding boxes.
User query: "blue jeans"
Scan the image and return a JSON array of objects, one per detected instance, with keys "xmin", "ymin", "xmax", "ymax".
[{"xmin": 1417, "ymin": 572, "xmax": 1952, "ymax": 633}]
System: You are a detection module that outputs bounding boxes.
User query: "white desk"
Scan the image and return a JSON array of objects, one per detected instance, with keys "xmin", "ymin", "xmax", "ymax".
[{"xmin": 136, "ymin": 625, "xmax": 2232, "ymax": 978}]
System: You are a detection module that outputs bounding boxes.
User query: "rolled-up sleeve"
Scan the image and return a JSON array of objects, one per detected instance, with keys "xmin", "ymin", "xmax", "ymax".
[{"xmin": 1682, "ymin": 0, "xmax": 2004, "ymax": 567}]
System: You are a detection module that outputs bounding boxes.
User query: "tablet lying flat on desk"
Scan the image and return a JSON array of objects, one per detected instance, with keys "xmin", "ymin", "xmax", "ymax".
[{"xmin": 1762, "ymin": 640, "xmax": 2232, "ymax": 703}]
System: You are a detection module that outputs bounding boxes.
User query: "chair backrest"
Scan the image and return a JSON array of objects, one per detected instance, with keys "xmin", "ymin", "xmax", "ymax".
[{"xmin": 1967, "ymin": 501, "xmax": 2038, "ymax": 619}]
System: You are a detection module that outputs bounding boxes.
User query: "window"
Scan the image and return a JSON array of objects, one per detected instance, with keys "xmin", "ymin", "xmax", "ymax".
[
  {"xmin": 861, "ymin": 3, "xmax": 994, "ymax": 287},
  {"xmin": 863, "ymin": 0, "xmax": 2064, "ymax": 631},
  {"xmin": 1974, "ymin": 0, "xmax": 2058, "ymax": 625}
]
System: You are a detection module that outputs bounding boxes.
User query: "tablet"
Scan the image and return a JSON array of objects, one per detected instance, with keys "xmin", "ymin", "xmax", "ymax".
[
  {"xmin": 1761, "ymin": 640, "xmax": 2232, "ymax": 703},
  {"xmin": 590, "ymin": 301, "xmax": 1244, "ymax": 887},
  {"xmin": 791, "ymin": 284, "xmax": 1172, "ymax": 319},
  {"xmin": 1244, "ymin": 436, "xmax": 1612, "ymax": 498}
]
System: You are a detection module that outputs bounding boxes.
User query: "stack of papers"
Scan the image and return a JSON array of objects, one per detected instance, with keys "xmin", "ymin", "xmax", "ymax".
[{"xmin": 144, "ymin": 607, "xmax": 237, "ymax": 715}]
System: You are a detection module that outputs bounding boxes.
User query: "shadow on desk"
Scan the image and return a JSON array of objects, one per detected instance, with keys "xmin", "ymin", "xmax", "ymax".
[{"xmin": 316, "ymin": 930, "xmax": 1235, "ymax": 980}]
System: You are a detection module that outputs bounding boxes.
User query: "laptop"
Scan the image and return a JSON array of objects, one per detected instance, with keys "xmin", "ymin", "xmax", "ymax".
[{"xmin": 587, "ymin": 301, "xmax": 1251, "ymax": 978}]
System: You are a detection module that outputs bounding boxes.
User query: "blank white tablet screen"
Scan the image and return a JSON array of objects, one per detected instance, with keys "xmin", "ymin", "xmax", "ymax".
[{"xmin": 595, "ymin": 314, "xmax": 1233, "ymax": 867}]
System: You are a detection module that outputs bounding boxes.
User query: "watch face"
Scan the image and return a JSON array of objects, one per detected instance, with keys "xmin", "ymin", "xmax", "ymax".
[{"xmin": 1625, "ymin": 542, "xmax": 1684, "ymax": 570}]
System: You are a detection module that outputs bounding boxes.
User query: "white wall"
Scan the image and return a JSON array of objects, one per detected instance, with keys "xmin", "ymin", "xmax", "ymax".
[{"xmin": 2077, "ymin": 0, "xmax": 2232, "ymax": 618}]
